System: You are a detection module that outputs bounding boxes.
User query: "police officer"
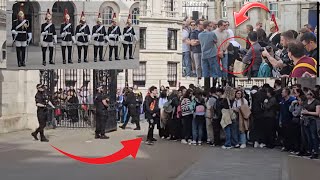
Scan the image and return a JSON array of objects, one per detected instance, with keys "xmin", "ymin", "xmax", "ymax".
[
  {"xmin": 75, "ymin": 11, "xmax": 91, "ymax": 63},
  {"xmin": 11, "ymin": 3, "xmax": 32, "ymax": 67},
  {"xmin": 31, "ymin": 84, "xmax": 55, "ymax": 142},
  {"xmin": 94, "ymin": 86, "xmax": 110, "ymax": 139},
  {"xmin": 60, "ymin": 9, "xmax": 75, "ymax": 64},
  {"xmin": 92, "ymin": 13, "xmax": 107, "ymax": 62},
  {"xmin": 107, "ymin": 13, "xmax": 121, "ymax": 61},
  {"xmin": 122, "ymin": 14, "xmax": 138, "ymax": 60},
  {"xmin": 41, "ymin": 9, "xmax": 57, "ymax": 66}
]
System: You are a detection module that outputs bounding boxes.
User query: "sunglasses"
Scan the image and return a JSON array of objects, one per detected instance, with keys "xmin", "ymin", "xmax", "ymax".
[{"xmin": 191, "ymin": 24, "xmax": 196, "ymax": 26}]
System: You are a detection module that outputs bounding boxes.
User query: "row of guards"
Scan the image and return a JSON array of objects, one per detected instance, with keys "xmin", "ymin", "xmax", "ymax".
[
  {"xmin": 39, "ymin": 69, "xmax": 118, "ymax": 131},
  {"xmin": 11, "ymin": 3, "xmax": 138, "ymax": 67}
]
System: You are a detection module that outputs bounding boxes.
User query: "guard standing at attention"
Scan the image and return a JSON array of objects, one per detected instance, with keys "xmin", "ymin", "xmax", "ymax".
[
  {"xmin": 11, "ymin": 3, "xmax": 32, "ymax": 67},
  {"xmin": 122, "ymin": 14, "xmax": 137, "ymax": 60},
  {"xmin": 94, "ymin": 86, "xmax": 110, "ymax": 139},
  {"xmin": 31, "ymin": 84, "xmax": 55, "ymax": 142},
  {"xmin": 107, "ymin": 13, "xmax": 121, "ymax": 61},
  {"xmin": 40, "ymin": 9, "xmax": 57, "ymax": 66},
  {"xmin": 75, "ymin": 11, "xmax": 91, "ymax": 63},
  {"xmin": 92, "ymin": 13, "xmax": 107, "ymax": 62},
  {"xmin": 60, "ymin": 9, "xmax": 75, "ymax": 64}
]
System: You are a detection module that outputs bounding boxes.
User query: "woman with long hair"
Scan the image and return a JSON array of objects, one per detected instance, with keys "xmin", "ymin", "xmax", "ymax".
[{"xmin": 301, "ymin": 90, "xmax": 320, "ymax": 159}]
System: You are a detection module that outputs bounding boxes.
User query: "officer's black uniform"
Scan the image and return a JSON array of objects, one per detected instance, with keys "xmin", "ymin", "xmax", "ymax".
[
  {"xmin": 41, "ymin": 22, "xmax": 57, "ymax": 65},
  {"xmin": 11, "ymin": 19, "xmax": 31, "ymax": 67},
  {"xmin": 122, "ymin": 26, "xmax": 136, "ymax": 59},
  {"xmin": 31, "ymin": 87, "xmax": 49, "ymax": 142},
  {"xmin": 107, "ymin": 25, "xmax": 121, "ymax": 61},
  {"xmin": 75, "ymin": 24, "xmax": 91, "ymax": 63},
  {"xmin": 60, "ymin": 22, "xmax": 74, "ymax": 64},
  {"xmin": 92, "ymin": 24, "xmax": 107, "ymax": 62},
  {"xmin": 94, "ymin": 92, "xmax": 110, "ymax": 139}
]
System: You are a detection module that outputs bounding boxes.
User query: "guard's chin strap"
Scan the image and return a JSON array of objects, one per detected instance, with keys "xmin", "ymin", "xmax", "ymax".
[{"xmin": 271, "ymin": 13, "xmax": 279, "ymax": 32}]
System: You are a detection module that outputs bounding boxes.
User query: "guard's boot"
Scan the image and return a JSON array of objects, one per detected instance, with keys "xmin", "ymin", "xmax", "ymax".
[
  {"xmin": 129, "ymin": 56, "xmax": 134, "ymax": 60},
  {"xmin": 115, "ymin": 57, "xmax": 120, "ymax": 60},
  {"xmin": 95, "ymin": 134, "xmax": 101, "ymax": 139},
  {"xmin": 40, "ymin": 136, "xmax": 49, "ymax": 142},
  {"xmin": 100, "ymin": 135, "xmax": 110, "ymax": 139},
  {"xmin": 31, "ymin": 132, "xmax": 39, "ymax": 141},
  {"xmin": 21, "ymin": 47, "xmax": 26, "ymax": 66}
]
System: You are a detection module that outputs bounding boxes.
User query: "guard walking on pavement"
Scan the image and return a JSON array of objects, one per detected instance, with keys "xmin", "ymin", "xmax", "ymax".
[
  {"xmin": 122, "ymin": 14, "xmax": 137, "ymax": 60},
  {"xmin": 119, "ymin": 88, "xmax": 141, "ymax": 130},
  {"xmin": 75, "ymin": 11, "xmax": 91, "ymax": 63},
  {"xmin": 107, "ymin": 13, "xmax": 121, "ymax": 61},
  {"xmin": 11, "ymin": 3, "xmax": 32, "ymax": 67},
  {"xmin": 92, "ymin": 13, "xmax": 107, "ymax": 62},
  {"xmin": 40, "ymin": 9, "xmax": 57, "ymax": 66},
  {"xmin": 60, "ymin": 9, "xmax": 75, "ymax": 64},
  {"xmin": 31, "ymin": 84, "xmax": 55, "ymax": 142},
  {"xmin": 94, "ymin": 86, "xmax": 110, "ymax": 139}
]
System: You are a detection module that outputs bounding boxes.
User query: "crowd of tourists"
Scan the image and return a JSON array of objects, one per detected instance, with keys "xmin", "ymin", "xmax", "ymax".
[{"xmin": 182, "ymin": 17, "xmax": 318, "ymax": 78}]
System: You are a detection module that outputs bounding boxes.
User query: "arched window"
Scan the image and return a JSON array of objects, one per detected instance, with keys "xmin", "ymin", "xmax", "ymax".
[
  {"xmin": 131, "ymin": 7, "xmax": 139, "ymax": 25},
  {"xmin": 102, "ymin": 6, "xmax": 114, "ymax": 26}
]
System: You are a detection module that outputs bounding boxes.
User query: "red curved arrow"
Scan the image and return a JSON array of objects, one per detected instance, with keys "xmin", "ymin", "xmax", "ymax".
[
  {"xmin": 51, "ymin": 137, "xmax": 142, "ymax": 165},
  {"xmin": 234, "ymin": 2, "xmax": 270, "ymax": 27}
]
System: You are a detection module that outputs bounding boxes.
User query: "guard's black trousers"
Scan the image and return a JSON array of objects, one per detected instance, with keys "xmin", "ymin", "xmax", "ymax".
[
  {"xmin": 16, "ymin": 47, "xmax": 26, "ymax": 66},
  {"xmin": 77, "ymin": 45, "xmax": 88, "ymax": 62},
  {"xmin": 95, "ymin": 112, "xmax": 107, "ymax": 136},
  {"xmin": 94, "ymin": 46, "xmax": 103, "ymax": 61},
  {"xmin": 35, "ymin": 109, "xmax": 48, "ymax": 138},
  {"xmin": 61, "ymin": 46, "xmax": 72, "ymax": 62},
  {"xmin": 109, "ymin": 46, "xmax": 119, "ymax": 59},
  {"xmin": 123, "ymin": 44, "xmax": 133, "ymax": 58},
  {"xmin": 42, "ymin": 47, "xmax": 54, "ymax": 63}
]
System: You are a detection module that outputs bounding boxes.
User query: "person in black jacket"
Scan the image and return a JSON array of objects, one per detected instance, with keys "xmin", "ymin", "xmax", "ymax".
[
  {"xmin": 261, "ymin": 88, "xmax": 278, "ymax": 148},
  {"xmin": 145, "ymin": 86, "xmax": 160, "ymax": 145},
  {"xmin": 119, "ymin": 88, "xmax": 141, "ymax": 130},
  {"xmin": 167, "ymin": 90, "xmax": 180, "ymax": 141}
]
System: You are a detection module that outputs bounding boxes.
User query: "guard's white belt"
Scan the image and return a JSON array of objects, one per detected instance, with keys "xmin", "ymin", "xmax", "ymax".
[{"xmin": 17, "ymin": 31, "xmax": 27, "ymax": 33}]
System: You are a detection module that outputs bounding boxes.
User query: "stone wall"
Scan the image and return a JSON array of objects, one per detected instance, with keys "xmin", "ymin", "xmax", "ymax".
[{"xmin": 0, "ymin": 70, "xmax": 39, "ymax": 133}]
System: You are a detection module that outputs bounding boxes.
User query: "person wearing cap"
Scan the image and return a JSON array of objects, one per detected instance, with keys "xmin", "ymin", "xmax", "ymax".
[
  {"xmin": 122, "ymin": 14, "xmax": 137, "ymax": 60},
  {"xmin": 11, "ymin": 3, "xmax": 32, "ymax": 67},
  {"xmin": 94, "ymin": 86, "xmax": 110, "ymax": 139},
  {"xmin": 31, "ymin": 84, "xmax": 55, "ymax": 142},
  {"xmin": 60, "ymin": 9, "xmax": 75, "ymax": 64},
  {"xmin": 92, "ymin": 13, "xmax": 107, "ymax": 62},
  {"xmin": 40, "ymin": 9, "xmax": 57, "ymax": 66},
  {"xmin": 107, "ymin": 13, "xmax": 121, "ymax": 61},
  {"xmin": 75, "ymin": 11, "xmax": 91, "ymax": 63}
]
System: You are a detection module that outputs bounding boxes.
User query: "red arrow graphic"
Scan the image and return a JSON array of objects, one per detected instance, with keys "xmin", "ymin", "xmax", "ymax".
[
  {"xmin": 51, "ymin": 137, "xmax": 142, "ymax": 165},
  {"xmin": 234, "ymin": 2, "xmax": 270, "ymax": 27}
]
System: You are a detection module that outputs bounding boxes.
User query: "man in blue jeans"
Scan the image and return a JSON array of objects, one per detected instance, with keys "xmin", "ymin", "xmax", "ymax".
[
  {"xmin": 214, "ymin": 20, "xmax": 230, "ymax": 78},
  {"xmin": 198, "ymin": 20, "xmax": 220, "ymax": 78},
  {"xmin": 182, "ymin": 21, "xmax": 192, "ymax": 77}
]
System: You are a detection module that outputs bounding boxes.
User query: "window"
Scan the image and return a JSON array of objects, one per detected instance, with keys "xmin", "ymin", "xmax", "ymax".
[
  {"xmin": 221, "ymin": 1, "xmax": 227, "ymax": 19},
  {"xmin": 132, "ymin": 7, "xmax": 139, "ymax": 25},
  {"xmin": 140, "ymin": 28, "xmax": 146, "ymax": 49},
  {"xmin": 102, "ymin": 6, "xmax": 114, "ymax": 26},
  {"xmin": 164, "ymin": 0, "xmax": 175, "ymax": 17},
  {"xmin": 167, "ymin": 62, "xmax": 177, "ymax": 87},
  {"xmin": 133, "ymin": 62, "xmax": 146, "ymax": 87},
  {"xmin": 269, "ymin": 3, "xmax": 278, "ymax": 18},
  {"xmin": 0, "ymin": 0, "xmax": 5, "ymax": 10},
  {"xmin": 65, "ymin": 69, "xmax": 77, "ymax": 87},
  {"xmin": 168, "ymin": 29, "xmax": 177, "ymax": 50},
  {"xmin": 1, "ymin": 41, "xmax": 5, "ymax": 61}
]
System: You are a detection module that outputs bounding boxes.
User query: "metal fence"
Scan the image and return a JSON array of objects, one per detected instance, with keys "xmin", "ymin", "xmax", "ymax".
[
  {"xmin": 39, "ymin": 69, "xmax": 117, "ymax": 132},
  {"xmin": 182, "ymin": 1, "xmax": 209, "ymax": 20}
]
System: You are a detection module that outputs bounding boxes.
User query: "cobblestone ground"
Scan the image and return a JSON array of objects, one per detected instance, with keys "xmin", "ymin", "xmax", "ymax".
[
  {"xmin": 6, "ymin": 45, "xmax": 139, "ymax": 70},
  {"xmin": 0, "ymin": 121, "xmax": 290, "ymax": 180}
]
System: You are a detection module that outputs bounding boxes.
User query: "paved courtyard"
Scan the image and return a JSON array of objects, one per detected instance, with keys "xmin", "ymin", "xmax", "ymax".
[
  {"xmin": 6, "ymin": 44, "xmax": 139, "ymax": 70},
  {"xmin": 0, "ymin": 121, "xmax": 298, "ymax": 180}
]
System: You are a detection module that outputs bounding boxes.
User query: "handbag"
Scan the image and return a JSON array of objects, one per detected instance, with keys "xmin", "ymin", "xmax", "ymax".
[
  {"xmin": 227, "ymin": 98, "xmax": 237, "ymax": 121},
  {"xmin": 233, "ymin": 59, "xmax": 246, "ymax": 78},
  {"xmin": 55, "ymin": 108, "xmax": 62, "ymax": 116}
]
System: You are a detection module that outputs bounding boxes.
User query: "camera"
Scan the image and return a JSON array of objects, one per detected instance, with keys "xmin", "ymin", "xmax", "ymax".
[
  {"xmin": 238, "ymin": 49, "xmax": 248, "ymax": 56},
  {"xmin": 259, "ymin": 46, "xmax": 273, "ymax": 52}
]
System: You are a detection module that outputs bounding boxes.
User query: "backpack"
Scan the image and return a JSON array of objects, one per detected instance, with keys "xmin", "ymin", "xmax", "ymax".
[
  {"xmin": 212, "ymin": 96, "xmax": 222, "ymax": 119},
  {"xmin": 163, "ymin": 99, "xmax": 173, "ymax": 113},
  {"xmin": 195, "ymin": 100, "xmax": 206, "ymax": 114}
]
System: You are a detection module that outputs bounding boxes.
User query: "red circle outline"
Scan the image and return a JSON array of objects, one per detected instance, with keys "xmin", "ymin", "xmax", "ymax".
[{"xmin": 217, "ymin": 36, "xmax": 256, "ymax": 75}]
